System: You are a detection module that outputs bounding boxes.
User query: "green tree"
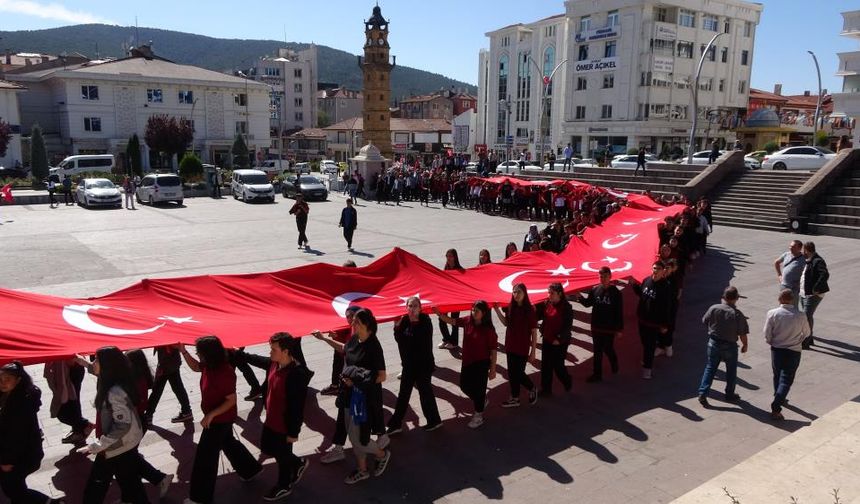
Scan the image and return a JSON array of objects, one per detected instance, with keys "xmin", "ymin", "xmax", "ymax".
[
  {"xmin": 763, "ymin": 141, "xmax": 780, "ymax": 154},
  {"xmin": 126, "ymin": 134, "xmax": 142, "ymax": 176},
  {"xmin": 232, "ymin": 134, "xmax": 249, "ymax": 169},
  {"xmin": 30, "ymin": 124, "xmax": 49, "ymax": 180},
  {"xmin": 144, "ymin": 115, "xmax": 193, "ymax": 170},
  {"xmin": 178, "ymin": 152, "xmax": 203, "ymax": 181},
  {"xmin": 317, "ymin": 109, "xmax": 331, "ymax": 128},
  {"xmin": 815, "ymin": 130, "xmax": 830, "ymax": 147},
  {"xmin": 0, "ymin": 119, "xmax": 11, "ymax": 158}
]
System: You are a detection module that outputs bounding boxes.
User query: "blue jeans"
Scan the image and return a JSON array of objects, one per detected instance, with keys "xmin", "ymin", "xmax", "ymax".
[
  {"xmin": 697, "ymin": 338, "xmax": 738, "ymax": 397},
  {"xmin": 800, "ymin": 294, "xmax": 822, "ymax": 345},
  {"xmin": 771, "ymin": 347, "xmax": 801, "ymax": 412}
]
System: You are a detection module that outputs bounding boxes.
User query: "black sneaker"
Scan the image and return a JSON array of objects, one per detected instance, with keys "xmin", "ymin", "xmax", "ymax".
[
  {"xmin": 422, "ymin": 421, "xmax": 442, "ymax": 432},
  {"xmin": 319, "ymin": 384, "xmax": 339, "ymax": 396},
  {"xmin": 293, "ymin": 457, "xmax": 310, "ymax": 484},
  {"xmin": 725, "ymin": 393, "xmax": 741, "ymax": 403},
  {"xmin": 171, "ymin": 411, "xmax": 193, "ymax": 423},
  {"xmin": 385, "ymin": 426, "xmax": 402, "ymax": 436},
  {"xmin": 263, "ymin": 486, "xmax": 292, "ymax": 501},
  {"xmin": 244, "ymin": 389, "xmax": 263, "ymax": 401},
  {"xmin": 698, "ymin": 395, "xmax": 710, "ymax": 408},
  {"xmin": 239, "ymin": 465, "xmax": 263, "ymax": 482},
  {"xmin": 528, "ymin": 389, "xmax": 538, "ymax": 405}
]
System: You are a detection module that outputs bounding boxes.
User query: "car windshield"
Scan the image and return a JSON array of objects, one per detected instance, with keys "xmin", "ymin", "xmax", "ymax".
[
  {"xmin": 87, "ymin": 180, "xmax": 115, "ymax": 189},
  {"xmin": 157, "ymin": 176, "xmax": 181, "ymax": 186},
  {"xmin": 815, "ymin": 147, "xmax": 835, "ymax": 154},
  {"xmin": 243, "ymin": 174, "xmax": 269, "ymax": 185},
  {"xmin": 299, "ymin": 176, "xmax": 320, "ymax": 184}
]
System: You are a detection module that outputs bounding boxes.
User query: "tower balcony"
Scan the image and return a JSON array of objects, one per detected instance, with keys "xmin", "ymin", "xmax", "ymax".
[{"xmin": 841, "ymin": 10, "xmax": 860, "ymax": 39}]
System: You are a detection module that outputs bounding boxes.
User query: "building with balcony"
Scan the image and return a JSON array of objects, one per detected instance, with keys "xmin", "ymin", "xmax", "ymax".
[
  {"xmin": 317, "ymin": 87, "xmax": 363, "ymax": 126},
  {"xmin": 833, "ymin": 9, "xmax": 860, "ymax": 146},
  {"xmin": 318, "ymin": 117, "xmax": 452, "ymax": 162}
]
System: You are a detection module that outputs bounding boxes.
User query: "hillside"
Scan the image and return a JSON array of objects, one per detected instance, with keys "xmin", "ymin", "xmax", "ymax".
[{"xmin": 0, "ymin": 24, "xmax": 476, "ymax": 101}]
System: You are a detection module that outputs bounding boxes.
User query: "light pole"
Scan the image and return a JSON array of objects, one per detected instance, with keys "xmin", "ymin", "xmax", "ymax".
[
  {"xmin": 529, "ymin": 56, "xmax": 568, "ymax": 166},
  {"xmin": 808, "ymin": 50, "xmax": 823, "ymax": 146},
  {"xmin": 687, "ymin": 32, "xmax": 725, "ymax": 164},
  {"xmin": 499, "ymin": 97, "xmax": 512, "ymax": 162}
]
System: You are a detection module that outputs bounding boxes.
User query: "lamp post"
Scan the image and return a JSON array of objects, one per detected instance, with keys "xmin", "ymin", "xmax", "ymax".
[
  {"xmin": 808, "ymin": 50, "xmax": 823, "ymax": 146},
  {"xmin": 499, "ymin": 96, "xmax": 512, "ymax": 162},
  {"xmin": 686, "ymin": 32, "xmax": 725, "ymax": 164},
  {"xmin": 529, "ymin": 56, "xmax": 568, "ymax": 166}
]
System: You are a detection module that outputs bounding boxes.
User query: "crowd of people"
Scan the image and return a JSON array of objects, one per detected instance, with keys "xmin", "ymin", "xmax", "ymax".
[{"xmin": 0, "ymin": 186, "xmax": 831, "ymax": 504}]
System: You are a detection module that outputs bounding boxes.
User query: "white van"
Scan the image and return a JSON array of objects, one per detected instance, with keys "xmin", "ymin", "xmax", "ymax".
[
  {"xmin": 231, "ymin": 169, "xmax": 275, "ymax": 202},
  {"xmin": 260, "ymin": 159, "xmax": 290, "ymax": 174},
  {"xmin": 49, "ymin": 154, "xmax": 115, "ymax": 180}
]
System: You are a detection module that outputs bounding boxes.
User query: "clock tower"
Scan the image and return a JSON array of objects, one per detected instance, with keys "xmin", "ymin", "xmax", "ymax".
[{"xmin": 359, "ymin": 5, "xmax": 395, "ymax": 159}]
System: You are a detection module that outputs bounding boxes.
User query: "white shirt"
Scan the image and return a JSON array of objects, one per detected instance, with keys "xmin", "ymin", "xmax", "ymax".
[{"xmin": 763, "ymin": 304, "xmax": 810, "ymax": 352}]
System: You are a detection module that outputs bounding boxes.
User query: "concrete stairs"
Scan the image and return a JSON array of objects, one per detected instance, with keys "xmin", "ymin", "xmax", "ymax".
[
  {"xmin": 708, "ymin": 171, "xmax": 813, "ymax": 231},
  {"xmin": 517, "ymin": 164, "xmax": 701, "ymax": 195},
  {"xmin": 807, "ymin": 162, "xmax": 860, "ymax": 238}
]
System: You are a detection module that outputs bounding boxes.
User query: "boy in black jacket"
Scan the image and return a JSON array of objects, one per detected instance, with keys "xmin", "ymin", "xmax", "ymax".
[
  {"xmin": 631, "ymin": 260, "xmax": 673, "ymax": 379},
  {"xmin": 576, "ymin": 266, "xmax": 624, "ymax": 383}
]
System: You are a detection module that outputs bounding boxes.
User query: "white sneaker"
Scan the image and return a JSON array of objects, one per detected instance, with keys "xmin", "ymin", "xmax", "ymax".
[
  {"xmin": 665, "ymin": 346, "xmax": 674, "ymax": 358},
  {"xmin": 437, "ymin": 342, "xmax": 448, "ymax": 349},
  {"xmin": 468, "ymin": 413, "xmax": 484, "ymax": 429},
  {"xmin": 396, "ymin": 372, "xmax": 402, "ymax": 380},
  {"xmin": 158, "ymin": 473, "xmax": 174, "ymax": 498},
  {"xmin": 654, "ymin": 347, "xmax": 666, "ymax": 357},
  {"xmin": 642, "ymin": 368, "xmax": 652, "ymax": 380},
  {"xmin": 320, "ymin": 445, "xmax": 345, "ymax": 464}
]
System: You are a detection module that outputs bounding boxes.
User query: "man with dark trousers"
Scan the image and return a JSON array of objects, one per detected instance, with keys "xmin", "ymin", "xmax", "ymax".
[
  {"xmin": 634, "ymin": 147, "xmax": 647, "ymax": 177},
  {"xmin": 339, "ymin": 198, "xmax": 358, "ymax": 251},
  {"xmin": 631, "ymin": 260, "xmax": 673, "ymax": 379},
  {"xmin": 764, "ymin": 289, "xmax": 810, "ymax": 421},
  {"xmin": 575, "ymin": 266, "xmax": 623, "ymax": 383},
  {"xmin": 289, "ymin": 194, "xmax": 310, "ymax": 250},
  {"xmin": 799, "ymin": 241, "xmax": 829, "ymax": 349},
  {"xmin": 696, "ymin": 286, "xmax": 749, "ymax": 407}
]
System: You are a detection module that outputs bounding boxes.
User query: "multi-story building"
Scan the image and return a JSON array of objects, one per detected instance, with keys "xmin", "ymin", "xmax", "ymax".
[
  {"xmin": 477, "ymin": 13, "xmax": 570, "ymax": 162},
  {"xmin": 834, "ymin": 9, "xmax": 860, "ymax": 146},
  {"xmin": 250, "ymin": 46, "xmax": 318, "ymax": 158},
  {"xmin": 477, "ymin": 1, "xmax": 762, "ymax": 161},
  {"xmin": 450, "ymin": 91, "xmax": 478, "ymax": 117},
  {"xmin": 400, "ymin": 94, "xmax": 453, "ymax": 120},
  {"xmin": 6, "ymin": 45, "xmax": 269, "ymax": 169},
  {"xmin": 1, "ymin": 52, "xmax": 58, "ymax": 75},
  {"xmin": 0, "ymin": 80, "xmax": 24, "ymax": 168},
  {"xmin": 317, "ymin": 87, "xmax": 363, "ymax": 125}
]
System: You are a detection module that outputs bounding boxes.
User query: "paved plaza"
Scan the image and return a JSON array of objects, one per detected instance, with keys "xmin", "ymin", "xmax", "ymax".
[{"xmin": 0, "ymin": 193, "xmax": 858, "ymax": 504}]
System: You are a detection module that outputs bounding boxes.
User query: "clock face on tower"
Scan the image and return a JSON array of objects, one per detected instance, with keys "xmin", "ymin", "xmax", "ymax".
[
  {"xmin": 377, "ymin": 37, "xmax": 385, "ymax": 46},
  {"xmin": 367, "ymin": 38, "xmax": 373, "ymax": 46}
]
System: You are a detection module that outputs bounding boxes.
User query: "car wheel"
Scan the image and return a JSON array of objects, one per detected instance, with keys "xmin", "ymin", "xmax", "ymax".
[
  {"xmin": 148, "ymin": 196, "xmax": 154, "ymax": 206},
  {"xmin": 136, "ymin": 193, "xmax": 142, "ymax": 204},
  {"xmin": 233, "ymin": 190, "xmax": 238, "ymax": 200},
  {"xmin": 176, "ymin": 200, "xmax": 183, "ymax": 206},
  {"xmin": 774, "ymin": 162, "xmax": 787, "ymax": 171}
]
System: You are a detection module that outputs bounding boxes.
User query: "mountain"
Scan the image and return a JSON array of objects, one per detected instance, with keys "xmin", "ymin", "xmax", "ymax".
[{"xmin": 0, "ymin": 24, "xmax": 476, "ymax": 101}]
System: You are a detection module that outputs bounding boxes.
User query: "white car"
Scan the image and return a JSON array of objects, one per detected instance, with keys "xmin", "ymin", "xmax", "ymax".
[
  {"xmin": 573, "ymin": 158, "xmax": 598, "ymax": 168},
  {"xmin": 542, "ymin": 161, "xmax": 568, "ymax": 171},
  {"xmin": 231, "ymin": 169, "xmax": 275, "ymax": 202},
  {"xmin": 76, "ymin": 178, "xmax": 122, "ymax": 208},
  {"xmin": 321, "ymin": 160, "xmax": 339, "ymax": 175},
  {"xmin": 685, "ymin": 150, "xmax": 763, "ymax": 170},
  {"xmin": 136, "ymin": 173, "xmax": 183, "ymax": 205},
  {"xmin": 495, "ymin": 161, "xmax": 521, "ymax": 174},
  {"xmin": 610, "ymin": 154, "xmax": 658, "ymax": 169},
  {"xmin": 762, "ymin": 146, "xmax": 837, "ymax": 170}
]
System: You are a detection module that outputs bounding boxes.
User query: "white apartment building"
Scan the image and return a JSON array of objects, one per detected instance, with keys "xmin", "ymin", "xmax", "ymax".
[
  {"xmin": 477, "ymin": 1, "xmax": 761, "ymax": 160},
  {"xmin": 251, "ymin": 46, "xmax": 318, "ymax": 157},
  {"xmin": 477, "ymin": 14, "xmax": 571, "ymax": 161},
  {"xmin": 0, "ymin": 80, "xmax": 24, "ymax": 168},
  {"xmin": 834, "ymin": 9, "xmax": 860, "ymax": 146},
  {"xmin": 6, "ymin": 47, "xmax": 270, "ymax": 170}
]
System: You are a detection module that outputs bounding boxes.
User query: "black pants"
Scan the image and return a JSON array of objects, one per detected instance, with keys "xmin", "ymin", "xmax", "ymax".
[
  {"xmin": 592, "ymin": 331, "xmax": 618, "ymax": 378},
  {"xmin": 0, "ymin": 460, "xmax": 52, "ymax": 504},
  {"xmin": 343, "ymin": 227, "xmax": 355, "ymax": 248},
  {"xmin": 189, "ymin": 422, "xmax": 261, "ymax": 503},
  {"xmin": 639, "ymin": 324, "xmax": 659, "ymax": 369},
  {"xmin": 330, "ymin": 350, "xmax": 345, "ymax": 387},
  {"xmin": 296, "ymin": 215, "xmax": 308, "ymax": 247},
  {"xmin": 83, "ymin": 449, "xmax": 149, "ymax": 504},
  {"xmin": 261, "ymin": 426, "xmax": 300, "ymax": 488},
  {"xmin": 541, "ymin": 343, "xmax": 571, "ymax": 393},
  {"xmin": 332, "ymin": 407, "xmax": 347, "ymax": 446},
  {"xmin": 438, "ymin": 312, "xmax": 460, "ymax": 346},
  {"xmin": 635, "ymin": 160, "xmax": 647, "ymax": 175},
  {"xmin": 506, "ymin": 353, "xmax": 534, "ymax": 398},
  {"xmin": 147, "ymin": 368, "xmax": 192, "ymax": 417},
  {"xmin": 57, "ymin": 364, "xmax": 88, "ymax": 432},
  {"xmin": 64, "ymin": 190, "xmax": 71, "ymax": 204},
  {"xmin": 48, "ymin": 190, "xmax": 56, "ymax": 206},
  {"xmin": 460, "ymin": 360, "xmax": 490, "ymax": 413},
  {"xmin": 233, "ymin": 351, "xmax": 261, "ymax": 391},
  {"xmin": 388, "ymin": 367, "xmax": 441, "ymax": 428}
]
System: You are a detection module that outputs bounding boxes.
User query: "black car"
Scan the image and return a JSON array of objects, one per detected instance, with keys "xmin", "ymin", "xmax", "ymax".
[
  {"xmin": 0, "ymin": 166, "xmax": 29, "ymax": 180},
  {"xmin": 282, "ymin": 175, "xmax": 329, "ymax": 201}
]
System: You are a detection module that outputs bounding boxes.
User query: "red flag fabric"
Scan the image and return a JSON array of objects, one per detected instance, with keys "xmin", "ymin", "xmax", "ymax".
[
  {"xmin": 0, "ymin": 202, "xmax": 685, "ymax": 364},
  {"xmin": 0, "ymin": 183, "xmax": 13, "ymax": 203}
]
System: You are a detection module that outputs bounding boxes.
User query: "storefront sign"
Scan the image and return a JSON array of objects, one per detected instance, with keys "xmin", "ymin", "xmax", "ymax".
[
  {"xmin": 655, "ymin": 23, "xmax": 677, "ymax": 41},
  {"xmin": 653, "ymin": 56, "xmax": 674, "ymax": 74},
  {"xmin": 574, "ymin": 57, "xmax": 618, "ymax": 73},
  {"xmin": 575, "ymin": 26, "xmax": 620, "ymax": 43},
  {"xmin": 588, "ymin": 127, "xmax": 609, "ymax": 133}
]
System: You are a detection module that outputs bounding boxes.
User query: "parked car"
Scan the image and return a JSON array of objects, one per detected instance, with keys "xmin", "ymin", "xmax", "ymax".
[
  {"xmin": 683, "ymin": 150, "xmax": 761, "ymax": 170},
  {"xmin": 321, "ymin": 160, "xmax": 339, "ymax": 175},
  {"xmin": 260, "ymin": 159, "xmax": 289, "ymax": 175},
  {"xmin": 542, "ymin": 161, "xmax": 569, "ymax": 171},
  {"xmin": 609, "ymin": 154, "xmax": 658, "ymax": 169},
  {"xmin": 231, "ymin": 169, "xmax": 275, "ymax": 202},
  {"xmin": 495, "ymin": 161, "xmax": 521, "ymax": 174},
  {"xmin": 573, "ymin": 158, "xmax": 598, "ymax": 168},
  {"xmin": 76, "ymin": 178, "xmax": 122, "ymax": 208},
  {"xmin": 282, "ymin": 175, "xmax": 328, "ymax": 201},
  {"xmin": 136, "ymin": 173, "xmax": 184, "ymax": 206},
  {"xmin": 293, "ymin": 162, "xmax": 312, "ymax": 174},
  {"xmin": 762, "ymin": 146, "xmax": 837, "ymax": 170},
  {"xmin": 747, "ymin": 150, "xmax": 767, "ymax": 163},
  {"xmin": 0, "ymin": 165, "xmax": 29, "ymax": 179}
]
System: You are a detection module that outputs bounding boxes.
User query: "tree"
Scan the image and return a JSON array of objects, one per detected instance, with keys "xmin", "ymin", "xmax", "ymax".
[
  {"xmin": 317, "ymin": 109, "xmax": 331, "ymax": 128},
  {"xmin": 231, "ymin": 134, "xmax": 249, "ymax": 169},
  {"xmin": 0, "ymin": 119, "xmax": 11, "ymax": 158},
  {"xmin": 763, "ymin": 141, "xmax": 780, "ymax": 154},
  {"xmin": 126, "ymin": 134, "xmax": 143, "ymax": 176},
  {"xmin": 815, "ymin": 130, "xmax": 830, "ymax": 147},
  {"xmin": 144, "ymin": 115, "xmax": 193, "ymax": 170},
  {"xmin": 179, "ymin": 152, "xmax": 203, "ymax": 181},
  {"xmin": 30, "ymin": 124, "xmax": 49, "ymax": 180}
]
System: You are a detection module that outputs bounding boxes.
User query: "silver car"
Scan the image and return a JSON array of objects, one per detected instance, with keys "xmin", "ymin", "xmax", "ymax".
[
  {"xmin": 136, "ymin": 173, "xmax": 184, "ymax": 205},
  {"xmin": 283, "ymin": 175, "xmax": 328, "ymax": 201},
  {"xmin": 76, "ymin": 178, "xmax": 122, "ymax": 208}
]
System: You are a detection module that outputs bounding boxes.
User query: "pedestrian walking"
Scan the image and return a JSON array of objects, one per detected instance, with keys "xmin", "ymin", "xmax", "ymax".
[
  {"xmin": 289, "ymin": 194, "xmax": 310, "ymax": 249},
  {"xmin": 144, "ymin": 345, "xmax": 193, "ymax": 425},
  {"xmin": 43, "ymin": 359, "xmax": 94, "ymax": 445},
  {"xmin": 62, "ymin": 176, "xmax": 73, "ymax": 205},
  {"xmin": 708, "ymin": 140, "xmax": 720, "ymax": 163},
  {"xmin": 764, "ymin": 289, "xmax": 810, "ymax": 421},
  {"xmin": 631, "ymin": 261, "xmax": 673, "ymax": 379},
  {"xmin": 47, "ymin": 178, "xmax": 57, "ymax": 208},
  {"xmin": 123, "ymin": 176, "xmax": 136, "ymax": 210},
  {"xmin": 562, "ymin": 143, "xmax": 573, "ymax": 172},
  {"xmin": 774, "ymin": 240, "xmax": 804, "ymax": 307},
  {"xmin": 634, "ymin": 147, "xmax": 647, "ymax": 176},
  {"xmin": 537, "ymin": 282, "xmax": 574, "ymax": 395},
  {"xmin": 696, "ymin": 286, "xmax": 749, "ymax": 407},
  {"xmin": 214, "ymin": 169, "xmax": 223, "ymax": 198},
  {"xmin": 493, "ymin": 283, "xmax": 538, "ymax": 407},
  {"xmin": 799, "ymin": 241, "xmax": 829, "ymax": 349},
  {"xmin": 339, "ymin": 198, "xmax": 358, "ymax": 251},
  {"xmin": 575, "ymin": 266, "xmax": 623, "ymax": 383}
]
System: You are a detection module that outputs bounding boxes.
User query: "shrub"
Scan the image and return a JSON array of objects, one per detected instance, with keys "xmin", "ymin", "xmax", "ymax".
[
  {"xmin": 763, "ymin": 141, "xmax": 780, "ymax": 154},
  {"xmin": 815, "ymin": 130, "xmax": 830, "ymax": 147},
  {"xmin": 627, "ymin": 147, "xmax": 640, "ymax": 155},
  {"xmin": 30, "ymin": 125, "xmax": 49, "ymax": 180},
  {"xmin": 179, "ymin": 153, "xmax": 204, "ymax": 181},
  {"xmin": 0, "ymin": 119, "xmax": 11, "ymax": 158}
]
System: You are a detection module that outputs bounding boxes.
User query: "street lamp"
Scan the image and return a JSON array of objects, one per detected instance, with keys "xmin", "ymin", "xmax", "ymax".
[
  {"xmin": 808, "ymin": 50, "xmax": 823, "ymax": 146},
  {"xmin": 529, "ymin": 56, "xmax": 568, "ymax": 166},
  {"xmin": 499, "ymin": 96, "xmax": 512, "ymax": 162},
  {"xmin": 687, "ymin": 32, "xmax": 725, "ymax": 164}
]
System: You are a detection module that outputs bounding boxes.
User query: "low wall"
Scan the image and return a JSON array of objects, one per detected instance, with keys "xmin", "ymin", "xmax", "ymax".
[
  {"xmin": 678, "ymin": 151, "xmax": 745, "ymax": 201},
  {"xmin": 787, "ymin": 148, "xmax": 859, "ymax": 218}
]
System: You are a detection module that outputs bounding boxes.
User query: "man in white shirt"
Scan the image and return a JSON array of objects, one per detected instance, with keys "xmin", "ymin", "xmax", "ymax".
[{"xmin": 763, "ymin": 289, "xmax": 810, "ymax": 421}]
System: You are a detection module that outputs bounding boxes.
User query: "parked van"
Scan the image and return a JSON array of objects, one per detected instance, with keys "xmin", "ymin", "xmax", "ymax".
[
  {"xmin": 136, "ymin": 173, "xmax": 184, "ymax": 206},
  {"xmin": 231, "ymin": 169, "xmax": 275, "ymax": 203},
  {"xmin": 293, "ymin": 162, "xmax": 311, "ymax": 174},
  {"xmin": 49, "ymin": 154, "xmax": 115, "ymax": 180},
  {"xmin": 260, "ymin": 159, "xmax": 290, "ymax": 174}
]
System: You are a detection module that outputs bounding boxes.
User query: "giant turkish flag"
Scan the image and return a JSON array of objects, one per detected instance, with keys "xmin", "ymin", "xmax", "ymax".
[{"xmin": 0, "ymin": 203, "xmax": 685, "ymax": 364}]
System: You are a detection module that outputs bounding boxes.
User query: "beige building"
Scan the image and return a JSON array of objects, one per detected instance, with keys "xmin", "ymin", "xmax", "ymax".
[
  {"xmin": 320, "ymin": 117, "xmax": 452, "ymax": 162},
  {"xmin": 0, "ymin": 80, "xmax": 25, "ymax": 169},
  {"xmin": 399, "ymin": 94, "xmax": 453, "ymax": 120},
  {"xmin": 834, "ymin": 9, "xmax": 860, "ymax": 146},
  {"xmin": 318, "ymin": 87, "xmax": 363, "ymax": 126}
]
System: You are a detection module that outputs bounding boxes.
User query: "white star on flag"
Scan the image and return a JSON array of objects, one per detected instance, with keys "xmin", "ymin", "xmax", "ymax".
[
  {"xmin": 158, "ymin": 316, "xmax": 200, "ymax": 324},
  {"xmin": 546, "ymin": 265, "xmax": 576, "ymax": 276},
  {"xmin": 603, "ymin": 257, "xmax": 618, "ymax": 264}
]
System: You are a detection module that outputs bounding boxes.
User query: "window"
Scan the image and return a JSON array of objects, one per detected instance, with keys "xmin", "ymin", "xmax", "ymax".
[
  {"xmin": 498, "ymin": 54, "xmax": 509, "ymax": 97},
  {"xmin": 294, "ymin": 83, "xmax": 303, "ymax": 93},
  {"xmin": 81, "ymin": 85, "xmax": 99, "ymax": 100},
  {"xmin": 719, "ymin": 79, "xmax": 725, "ymax": 92},
  {"xmin": 294, "ymin": 98, "xmax": 303, "ymax": 107},
  {"xmin": 603, "ymin": 73, "xmax": 614, "ymax": 89},
  {"xmin": 741, "ymin": 50, "xmax": 749, "ymax": 66},
  {"xmin": 178, "ymin": 90, "xmax": 194, "ymax": 104},
  {"xmin": 744, "ymin": 21, "xmax": 752, "ymax": 37},
  {"xmin": 543, "ymin": 46, "xmax": 556, "ymax": 95},
  {"xmin": 721, "ymin": 47, "xmax": 728, "ymax": 63},
  {"xmin": 576, "ymin": 77, "xmax": 587, "ymax": 91},
  {"xmin": 702, "ymin": 15, "xmax": 718, "ymax": 32},
  {"xmin": 699, "ymin": 78, "xmax": 713, "ymax": 92},
  {"xmin": 700, "ymin": 44, "xmax": 716, "ymax": 62},
  {"xmin": 738, "ymin": 80, "xmax": 747, "ymax": 94},
  {"xmin": 601, "ymin": 105, "xmax": 612, "ymax": 119},
  {"xmin": 677, "ymin": 41, "xmax": 693, "ymax": 59},
  {"xmin": 147, "ymin": 89, "xmax": 163, "ymax": 103},
  {"xmin": 501, "ymin": 36, "xmax": 510, "ymax": 47},
  {"xmin": 295, "ymin": 112, "xmax": 304, "ymax": 121},
  {"xmin": 235, "ymin": 121, "xmax": 247, "ymax": 135},
  {"xmin": 83, "ymin": 117, "xmax": 101, "ymax": 132},
  {"xmin": 653, "ymin": 38, "xmax": 674, "ymax": 54},
  {"xmin": 679, "ymin": 9, "xmax": 695, "ymax": 28},
  {"xmin": 607, "ymin": 10, "xmax": 619, "ymax": 27},
  {"xmin": 575, "ymin": 106, "xmax": 586, "ymax": 120},
  {"xmin": 294, "ymin": 68, "xmax": 302, "ymax": 78},
  {"xmin": 640, "ymin": 71, "xmax": 652, "ymax": 86},
  {"xmin": 655, "ymin": 7, "xmax": 668, "ymax": 23},
  {"xmin": 579, "ymin": 16, "xmax": 591, "ymax": 33},
  {"xmin": 724, "ymin": 20, "xmax": 731, "ymax": 33},
  {"xmin": 605, "ymin": 41, "xmax": 617, "ymax": 58},
  {"xmin": 235, "ymin": 93, "xmax": 247, "ymax": 106},
  {"xmin": 578, "ymin": 44, "xmax": 589, "ymax": 61},
  {"xmin": 264, "ymin": 67, "xmax": 280, "ymax": 77},
  {"xmin": 544, "ymin": 25, "xmax": 556, "ymax": 37}
]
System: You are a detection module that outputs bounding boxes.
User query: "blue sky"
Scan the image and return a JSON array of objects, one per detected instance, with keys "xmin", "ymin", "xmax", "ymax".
[{"xmin": 0, "ymin": 0, "xmax": 856, "ymax": 95}]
